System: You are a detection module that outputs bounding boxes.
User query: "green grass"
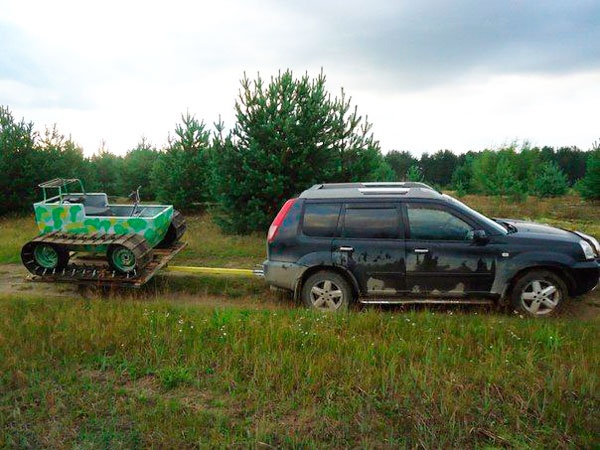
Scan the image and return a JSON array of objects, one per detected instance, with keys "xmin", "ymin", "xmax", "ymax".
[
  {"xmin": 1, "ymin": 195, "xmax": 599, "ymax": 447},
  {"xmin": 0, "ymin": 215, "xmax": 37, "ymax": 264},
  {"xmin": 175, "ymin": 214, "xmax": 265, "ymax": 268},
  {"xmin": 1, "ymin": 296, "xmax": 598, "ymax": 448},
  {"xmin": 459, "ymin": 194, "xmax": 600, "ymax": 237}
]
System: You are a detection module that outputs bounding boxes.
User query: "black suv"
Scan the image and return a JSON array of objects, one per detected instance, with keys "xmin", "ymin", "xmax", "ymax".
[{"xmin": 263, "ymin": 182, "xmax": 600, "ymax": 316}]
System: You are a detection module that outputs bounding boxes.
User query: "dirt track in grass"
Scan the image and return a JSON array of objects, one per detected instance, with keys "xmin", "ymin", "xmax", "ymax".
[{"xmin": 1, "ymin": 263, "xmax": 598, "ymax": 319}]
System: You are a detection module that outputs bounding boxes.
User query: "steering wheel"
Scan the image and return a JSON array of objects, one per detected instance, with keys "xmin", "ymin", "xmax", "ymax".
[{"xmin": 129, "ymin": 186, "xmax": 142, "ymax": 217}]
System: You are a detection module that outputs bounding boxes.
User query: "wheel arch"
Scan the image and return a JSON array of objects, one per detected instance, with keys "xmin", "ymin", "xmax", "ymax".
[
  {"xmin": 294, "ymin": 265, "xmax": 360, "ymax": 302},
  {"xmin": 503, "ymin": 264, "xmax": 576, "ymax": 299}
]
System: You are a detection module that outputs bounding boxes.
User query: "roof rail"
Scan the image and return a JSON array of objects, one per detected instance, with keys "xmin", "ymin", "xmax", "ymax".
[
  {"xmin": 362, "ymin": 182, "xmax": 434, "ymax": 189},
  {"xmin": 358, "ymin": 187, "xmax": 410, "ymax": 195},
  {"xmin": 310, "ymin": 182, "xmax": 435, "ymax": 191}
]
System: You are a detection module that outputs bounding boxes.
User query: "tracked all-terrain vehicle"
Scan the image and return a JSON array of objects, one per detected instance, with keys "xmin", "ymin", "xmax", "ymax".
[{"xmin": 21, "ymin": 178, "xmax": 186, "ymax": 286}]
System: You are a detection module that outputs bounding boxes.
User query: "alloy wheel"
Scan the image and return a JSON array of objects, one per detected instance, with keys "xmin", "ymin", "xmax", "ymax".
[
  {"xmin": 309, "ymin": 279, "xmax": 345, "ymax": 311},
  {"xmin": 520, "ymin": 279, "xmax": 561, "ymax": 315}
]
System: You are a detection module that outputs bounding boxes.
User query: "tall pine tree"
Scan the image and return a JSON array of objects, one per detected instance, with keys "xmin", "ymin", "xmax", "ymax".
[
  {"xmin": 151, "ymin": 113, "xmax": 211, "ymax": 210},
  {"xmin": 212, "ymin": 70, "xmax": 385, "ymax": 233}
]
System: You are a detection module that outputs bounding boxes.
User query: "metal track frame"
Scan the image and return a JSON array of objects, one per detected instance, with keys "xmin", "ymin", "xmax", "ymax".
[{"xmin": 23, "ymin": 231, "xmax": 186, "ymax": 287}]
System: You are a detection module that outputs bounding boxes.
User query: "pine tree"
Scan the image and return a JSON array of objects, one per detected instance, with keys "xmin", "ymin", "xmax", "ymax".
[
  {"xmin": 212, "ymin": 70, "xmax": 384, "ymax": 233},
  {"xmin": 451, "ymin": 153, "xmax": 474, "ymax": 194},
  {"xmin": 420, "ymin": 150, "xmax": 459, "ymax": 187},
  {"xmin": 0, "ymin": 106, "xmax": 39, "ymax": 214},
  {"xmin": 532, "ymin": 161, "xmax": 569, "ymax": 198},
  {"xmin": 406, "ymin": 164, "xmax": 423, "ymax": 182},
  {"xmin": 37, "ymin": 125, "xmax": 87, "ymax": 184},
  {"xmin": 331, "ymin": 89, "xmax": 383, "ymax": 181},
  {"xmin": 88, "ymin": 142, "xmax": 123, "ymax": 195},
  {"xmin": 151, "ymin": 113, "xmax": 211, "ymax": 210},
  {"xmin": 122, "ymin": 138, "xmax": 160, "ymax": 200},
  {"xmin": 577, "ymin": 146, "xmax": 600, "ymax": 200},
  {"xmin": 385, "ymin": 150, "xmax": 418, "ymax": 181}
]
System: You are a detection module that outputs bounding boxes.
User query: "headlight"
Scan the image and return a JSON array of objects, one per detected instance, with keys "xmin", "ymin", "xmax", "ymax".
[
  {"xmin": 576, "ymin": 232, "xmax": 600, "ymax": 257},
  {"xmin": 579, "ymin": 240, "xmax": 596, "ymax": 260}
]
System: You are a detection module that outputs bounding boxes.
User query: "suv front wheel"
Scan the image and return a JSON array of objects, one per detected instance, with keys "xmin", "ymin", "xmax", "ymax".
[
  {"xmin": 301, "ymin": 271, "xmax": 352, "ymax": 312},
  {"xmin": 511, "ymin": 270, "xmax": 568, "ymax": 317}
]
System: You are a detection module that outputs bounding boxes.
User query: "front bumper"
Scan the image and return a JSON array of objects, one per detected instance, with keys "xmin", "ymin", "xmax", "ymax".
[{"xmin": 571, "ymin": 259, "xmax": 600, "ymax": 296}]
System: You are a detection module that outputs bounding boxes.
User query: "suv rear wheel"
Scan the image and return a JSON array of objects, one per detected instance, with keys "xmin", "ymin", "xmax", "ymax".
[
  {"xmin": 301, "ymin": 271, "xmax": 352, "ymax": 312},
  {"xmin": 511, "ymin": 270, "xmax": 567, "ymax": 317}
]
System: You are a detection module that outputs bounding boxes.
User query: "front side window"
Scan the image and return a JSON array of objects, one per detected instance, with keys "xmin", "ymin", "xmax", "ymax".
[
  {"xmin": 302, "ymin": 203, "xmax": 341, "ymax": 237},
  {"xmin": 343, "ymin": 207, "xmax": 399, "ymax": 239},
  {"xmin": 407, "ymin": 204, "xmax": 473, "ymax": 241},
  {"xmin": 442, "ymin": 194, "xmax": 507, "ymax": 235}
]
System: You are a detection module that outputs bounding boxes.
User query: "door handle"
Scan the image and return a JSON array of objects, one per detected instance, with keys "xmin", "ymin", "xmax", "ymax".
[
  {"xmin": 339, "ymin": 246, "xmax": 354, "ymax": 252},
  {"xmin": 414, "ymin": 248, "xmax": 429, "ymax": 254}
]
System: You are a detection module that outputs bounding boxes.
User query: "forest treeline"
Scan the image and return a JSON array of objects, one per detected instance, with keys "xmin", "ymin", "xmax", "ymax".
[{"xmin": 1, "ymin": 70, "xmax": 599, "ymax": 233}]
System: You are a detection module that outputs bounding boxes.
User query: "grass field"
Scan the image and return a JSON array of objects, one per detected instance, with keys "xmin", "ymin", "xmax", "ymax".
[
  {"xmin": 0, "ymin": 194, "xmax": 599, "ymax": 448},
  {"xmin": 1, "ymin": 297, "xmax": 598, "ymax": 448},
  {"xmin": 458, "ymin": 194, "xmax": 600, "ymax": 238}
]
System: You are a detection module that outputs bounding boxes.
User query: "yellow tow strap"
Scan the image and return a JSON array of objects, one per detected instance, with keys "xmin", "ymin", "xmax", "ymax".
[{"xmin": 165, "ymin": 266, "xmax": 261, "ymax": 277}]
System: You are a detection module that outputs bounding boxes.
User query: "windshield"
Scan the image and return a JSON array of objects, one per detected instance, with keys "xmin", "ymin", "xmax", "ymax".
[{"xmin": 442, "ymin": 194, "xmax": 508, "ymax": 235}]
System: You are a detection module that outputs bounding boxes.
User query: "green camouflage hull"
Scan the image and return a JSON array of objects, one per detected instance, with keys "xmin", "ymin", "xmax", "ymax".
[{"xmin": 33, "ymin": 203, "xmax": 173, "ymax": 248}]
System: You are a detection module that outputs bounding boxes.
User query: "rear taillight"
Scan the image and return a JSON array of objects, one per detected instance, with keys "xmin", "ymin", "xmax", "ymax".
[{"xmin": 267, "ymin": 198, "xmax": 297, "ymax": 243}]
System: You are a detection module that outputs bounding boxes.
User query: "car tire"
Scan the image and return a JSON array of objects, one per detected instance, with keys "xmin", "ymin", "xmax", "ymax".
[
  {"xmin": 301, "ymin": 271, "xmax": 352, "ymax": 312},
  {"xmin": 510, "ymin": 270, "xmax": 568, "ymax": 317}
]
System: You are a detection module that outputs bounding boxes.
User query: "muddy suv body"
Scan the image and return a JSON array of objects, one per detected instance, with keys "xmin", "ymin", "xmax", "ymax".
[{"xmin": 263, "ymin": 182, "xmax": 600, "ymax": 316}]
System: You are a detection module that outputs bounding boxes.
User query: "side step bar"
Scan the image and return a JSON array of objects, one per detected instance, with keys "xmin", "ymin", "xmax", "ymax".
[{"xmin": 359, "ymin": 298, "xmax": 494, "ymax": 305}]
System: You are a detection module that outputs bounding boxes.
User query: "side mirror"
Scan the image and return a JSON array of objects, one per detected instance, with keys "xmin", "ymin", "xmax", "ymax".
[{"xmin": 471, "ymin": 229, "xmax": 488, "ymax": 244}]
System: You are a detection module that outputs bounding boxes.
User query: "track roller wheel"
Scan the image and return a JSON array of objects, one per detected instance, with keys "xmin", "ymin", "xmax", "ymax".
[
  {"xmin": 22, "ymin": 242, "xmax": 69, "ymax": 273},
  {"xmin": 108, "ymin": 244, "xmax": 139, "ymax": 274}
]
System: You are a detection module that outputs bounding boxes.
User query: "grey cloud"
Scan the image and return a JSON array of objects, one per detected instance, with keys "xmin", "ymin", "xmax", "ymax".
[
  {"xmin": 0, "ymin": 22, "xmax": 43, "ymax": 86},
  {"xmin": 274, "ymin": 0, "xmax": 600, "ymax": 88},
  {"xmin": 0, "ymin": 21, "xmax": 95, "ymax": 109}
]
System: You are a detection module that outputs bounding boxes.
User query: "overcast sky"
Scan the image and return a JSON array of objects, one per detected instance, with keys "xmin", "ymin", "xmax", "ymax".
[{"xmin": 1, "ymin": 0, "xmax": 599, "ymax": 156}]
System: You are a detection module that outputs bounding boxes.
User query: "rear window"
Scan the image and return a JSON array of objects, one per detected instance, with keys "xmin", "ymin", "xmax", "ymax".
[
  {"xmin": 302, "ymin": 203, "xmax": 341, "ymax": 237},
  {"xmin": 343, "ymin": 207, "xmax": 399, "ymax": 239}
]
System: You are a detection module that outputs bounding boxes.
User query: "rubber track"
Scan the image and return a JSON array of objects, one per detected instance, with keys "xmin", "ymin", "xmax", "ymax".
[
  {"xmin": 21, "ymin": 231, "xmax": 153, "ymax": 281},
  {"xmin": 171, "ymin": 210, "xmax": 187, "ymax": 243},
  {"xmin": 157, "ymin": 209, "xmax": 187, "ymax": 248}
]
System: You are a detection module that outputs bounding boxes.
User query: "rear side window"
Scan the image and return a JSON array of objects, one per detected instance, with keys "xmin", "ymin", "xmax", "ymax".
[
  {"xmin": 343, "ymin": 207, "xmax": 399, "ymax": 239},
  {"xmin": 302, "ymin": 203, "xmax": 341, "ymax": 237}
]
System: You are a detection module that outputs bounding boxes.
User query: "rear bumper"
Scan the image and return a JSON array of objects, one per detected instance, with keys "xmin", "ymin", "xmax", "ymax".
[
  {"xmin": 571, "ymin": 259, "xmax": 600, "ymax": 296},
  {"xmin": 263, "ymin": 260, "xmax": 305, "ymax": 292}
]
